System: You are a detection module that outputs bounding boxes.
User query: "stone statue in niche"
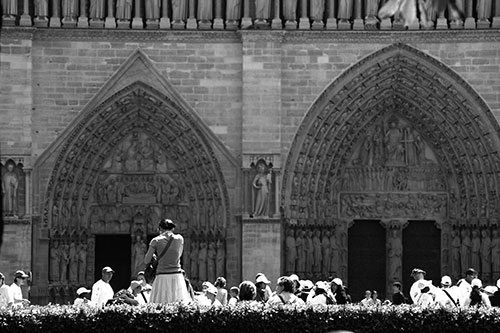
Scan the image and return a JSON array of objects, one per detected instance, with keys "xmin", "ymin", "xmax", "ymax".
[
  {"xmin": 34, "ymin": 0, "xmax": 49, "ymax": 20},
  {"xmin": 145, "ymin": 0, "xmax": 160, "ymax": 20},
  {"xmin": 471, "ymin": 228, "xmax": 481, "ymax": 272},
  {"xmin": 285, "ymin": 229, "xmax": 297, "ymax": 274},
  {"xmin": 283, "ymin": 0, "xmax": 297, "ymax": 24},
  {"xmin": 198, "ymin": 241, "xmax": 208, "ymax": 281},
  {"xmin": 329, "ymin": 229, "xmax": 340, "ymax": 276},
  {"xmin": 190, "ymin": 239, "xmax": 199, "ymax": 279},
  {"xmin": 116, "ymin": 0, "xmax": 132, "ymax": 21},
  {"xmin": 254, "ymin": 0, "xmax": 270, "ymax": 22},
  {"xmin": 78, "ymin": 241, "xmax": 87, "ymax": 284},
  {"xmin": 59, "ymin": 242, "xmax": 70, "ymax": 283},
  {"xmin": 125, "ymin": 137, "xmax": 140, "ymax": 172},
  {"xmin": 304, "ymin": 229, "xmax": 314, "ymax": 275},
  {"xmin": 132, "ymin": 234, "xmax": 147, "ymax": 275},
  {"xmin": 207, "ymin": 240, "xmax": 217, "ymax": 283},
  {"xmin": 197, "ymin": 0, "xmax": 213, "ymax": 22},
  {"xmin": 89, "ymin": 0, "xmax": 105, "ymax": 20},
  {"xmin": 312, "ymin": 229, "xmax": 322, "ymax": 274},
  {"xmin": 384, "ymin": 119, "xmax": 405, "ymax": 165},
  {"xmin": 460, "ymin": 228, "xmax": 472, "ymax": 272},
  {"xmin": 480, "ymin": 228, "xmax": 491, "ymax": 281},
  {"xmin": 251, "ymin": 160, "xmax": 272, "ymax": 218},
  {"xmin": 387, "ymin": 228, "xmax": 402, "ymax": 281},
  {"xmin": 225, "ymin": 0, "xmax": 241, "ymax": 22},
  {"xmin": 1, "ymin": 0, "xmax": 18, "ymax": 18},
  {"xmin": 50, "ymin": 240, "xmax": 60, "ymax": 283},
  {"xmin": 310, "ymin": 0, "xmax": 324, "ymax": 22},
  {"xmin": 295, "ymin": 229, "xmax": 305, "ymax": 274},
  {"xmin": 2, "ymin": 161, "xmax": 19, "ymax": 216},
  {"xmin": 321, "ymin": 230, "xmax": 331, "ymax": 275},
  {"xmin": 62, "ymin": 0, "xmax": 78, "ymax": 21},
  {"xmin": 450, "ymin": 228, "xmax": 461, "ymax": 279},
  {"xmin": 69, "ymin": 241, "xmax": 78, "ymax": 283},
  {"xmin": 140, "ymin": 138, "xmax": 155, "ymax": 171},
  {"xmin": 491, "ymin": 228, "xmax": 500, "ymax": 277},
  {"xmin": 216, "ymin": 239, "xmax": 225, "ymax": 278}
]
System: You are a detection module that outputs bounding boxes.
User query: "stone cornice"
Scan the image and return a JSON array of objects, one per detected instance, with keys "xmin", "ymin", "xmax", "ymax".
[{"xmin": 2, "ymin": 27, "xmax": 500, "ymax": 44}]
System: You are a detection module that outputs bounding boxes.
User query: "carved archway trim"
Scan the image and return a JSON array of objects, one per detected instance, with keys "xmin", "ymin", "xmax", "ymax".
[
  {"xmin": 42, "ymin": 81, "xmax": 231, "ymax": 234},
  {"xmin": 282, "ymin": 43, "xmax": 500, "ymax": 225}
]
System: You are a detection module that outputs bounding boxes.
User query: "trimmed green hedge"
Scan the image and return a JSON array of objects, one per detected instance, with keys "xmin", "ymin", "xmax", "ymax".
[{"xmin": 1, "ymin": 303, "xmax": 499, "ymax": 333}]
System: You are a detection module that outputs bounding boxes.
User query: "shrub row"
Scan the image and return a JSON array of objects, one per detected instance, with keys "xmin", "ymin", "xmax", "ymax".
[{"xmin": 1, "ymin": 303, "xmax": 500, "ymax": 333}]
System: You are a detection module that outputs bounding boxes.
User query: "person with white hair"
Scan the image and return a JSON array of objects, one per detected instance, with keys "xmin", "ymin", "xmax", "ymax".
[{"xmin": 463, "ymin": 278, "xmax": 491, "ymax": 308}]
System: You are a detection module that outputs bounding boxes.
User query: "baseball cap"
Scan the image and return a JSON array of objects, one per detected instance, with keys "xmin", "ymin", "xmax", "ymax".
[
  {"xmin": 255, "ymin": 273, "xmax": 271, "ymax": 285},
  {"xmin": 204, "ymin": 282, "xmax": 218, "ymax": 295},
  {"xmin": 331, "ymin": 278, "xmax": 343, "ymax": 287},
  {"xmin": 411, "ymin": 268, "xmax": 426, "ymax": 277},
  {"xmin": 76, "ymin": 287, "xmax": 91, "ymax": 295},
  {"xmin": 465, "ymin": 268, "xmax": 478, "ymax": 276},
  {"xmin": 15, "ymin": 270, "xmax": 29, "ymax": 279},
  {"xmin": 441, "ymin": 275, "xmax": 452, "ymax": 286},
  {"xmin": 102, "ymin": 266, "xmax": 115, "ymax": 273},
  {"xmin": 130, "ymin": 280, "xmax": 142, "ymax": 290}
]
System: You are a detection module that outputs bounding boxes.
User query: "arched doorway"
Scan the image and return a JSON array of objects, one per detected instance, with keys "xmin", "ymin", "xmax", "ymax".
[
  {"xmin": 282, "ymin": 43, "xmax": 500, "ymax": 297},
  {"xmin": 42, "ymin": 81, "xmax": 231, "ymax": 300}
]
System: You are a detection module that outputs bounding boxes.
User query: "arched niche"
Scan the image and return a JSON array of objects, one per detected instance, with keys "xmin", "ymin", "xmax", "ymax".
[
  {"xmin": 282, "ymin": 43, "xmax": 500, "ymax": 227},
  {"xmin": 281, "ymin": 43, "xmax": 500, "ymax": 283}
]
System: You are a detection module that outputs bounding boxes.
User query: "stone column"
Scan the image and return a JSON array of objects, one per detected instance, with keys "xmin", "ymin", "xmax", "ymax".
[
  {"xmin": 186, "ymin": 0, "xmax": 197, "ymax": 29},
  {"xmin": 78, "ymin": 0, "xmax": 89, "ymax": 27},
  {"xmin": 50, "ymin": 0, "xmax": 62, "ymax": 27},
  {"xmin": 132, "ymin": 0, "xmax": 143, "ymax": 28},
  {"xmin": 25, "ymin": 169, "xmax": 32, "ymax": 216},
  {"xmin": 105, "ymin": 0, "xmax": 117, "ymax": 28},
  {"xmin": 336, "ymin": 219, "xmax": 350, "ymax": 282},
  {"xmin": 326, "ymin": 0, "xmax": 337, "ymax": 29},
  {"xmin": 159, "ymin": 0, "xmax": 171, "ymax": 28},
  {"xmin": 381, "ymin": 219, "xmax": 405, "ymax": 300},
  {"xmin": 214, "ymin": 0, "xmax": 224, "ymax": 29},
  {"xmin": 271, "ymin": 0, "xmax": 282, "ymax": 29},
  {"xmin": 20, "ymin": 0, "xmax": 32, "ymax": 26},
  {"xmin": 241, "ymin": 0, "xmax": 253, "ymax": 28},
  {"xmin": 299, "ymin": 0, "xmax": 309, "ymax": 29},
  {"xmin": 464, "ymin": 0, "xmax": 476, "ymax": 28},
  {"xmin": 353, "ymin": 0, "xmax": 363, "ymax": 30}
]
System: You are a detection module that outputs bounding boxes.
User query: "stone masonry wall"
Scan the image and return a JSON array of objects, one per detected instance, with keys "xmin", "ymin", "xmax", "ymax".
[{"xmin": 2, "ymin": 29, "xmax": 500, "ymax": 296}]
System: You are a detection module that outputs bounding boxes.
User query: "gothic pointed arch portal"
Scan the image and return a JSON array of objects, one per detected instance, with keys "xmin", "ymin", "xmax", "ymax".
[
  {"xmin": 282, "ymin": 43, "xmax": 500, "ymax": 288},
  {"xmin": 44, "ymin": 81, "xmax": 230, "ymax": 290}
]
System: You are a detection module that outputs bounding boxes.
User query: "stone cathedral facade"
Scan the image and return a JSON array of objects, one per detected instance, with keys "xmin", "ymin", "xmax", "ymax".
[{"xmin": 2, "ymin": 0, "xmax": 500, "ymax": 304}]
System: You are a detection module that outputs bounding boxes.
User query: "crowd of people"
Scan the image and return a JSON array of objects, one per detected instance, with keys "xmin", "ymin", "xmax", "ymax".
[{"xmin": 2, "ymin": 218, "xmax": 500, "ymax": 310}]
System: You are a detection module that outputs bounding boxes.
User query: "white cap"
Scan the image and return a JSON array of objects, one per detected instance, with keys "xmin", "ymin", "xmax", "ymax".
[
  {"xmin": 471, "ymin": 278, "xmax": 482, "ymax": 288},
  {"xmin": 497, "ymin": 278, "xmax": 500, "ymax": 289},
  {"xmin": 441, "ymin": 275, "xmax": 452, "ymax": 286},
  {"xmin": 204, "ymin": 282, "xmax": 218, "ymax": 295},
  {"xmin": 76, "ymin": 287, "xmax": 91, "ymax": 295},
  {"xmin": 332, "ymin": 278, "xmax": 343, "ymax": 287},
  {"xmin": 417, "ymin": 279, "xmax": 433, "ymax": 290},
  {"xmin": 256, "ymin": 274, "xmax": 271, "ymax": 285}
]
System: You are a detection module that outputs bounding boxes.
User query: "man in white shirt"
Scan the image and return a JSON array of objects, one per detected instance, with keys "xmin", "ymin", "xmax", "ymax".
[
  {"xmin": 409, "ymin": 268, "xmax": 426, "ymax": 304},
  {"xmin": 456, "ymin": 268, "xmax": 478, "ymax": 307},
  {"xmin": 10, "ymin": 271, "xmax": 30, "ymax": 307},
  {"xmin": 91, "ymin": 266, "xmax": 115, "ymax": 306},
  {"xmin": 0, "ymin": 273, "xmax": 13, "ymax": 308}
]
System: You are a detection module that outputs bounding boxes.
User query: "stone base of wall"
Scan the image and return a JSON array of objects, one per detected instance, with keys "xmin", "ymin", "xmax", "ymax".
[
  {"xmin": 0, "ymin": 219, "xmax": 32, "ymax": 298},
  {"xmin": 241, "ymin": 219, "xmax": 281, "ymax": 286}
]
